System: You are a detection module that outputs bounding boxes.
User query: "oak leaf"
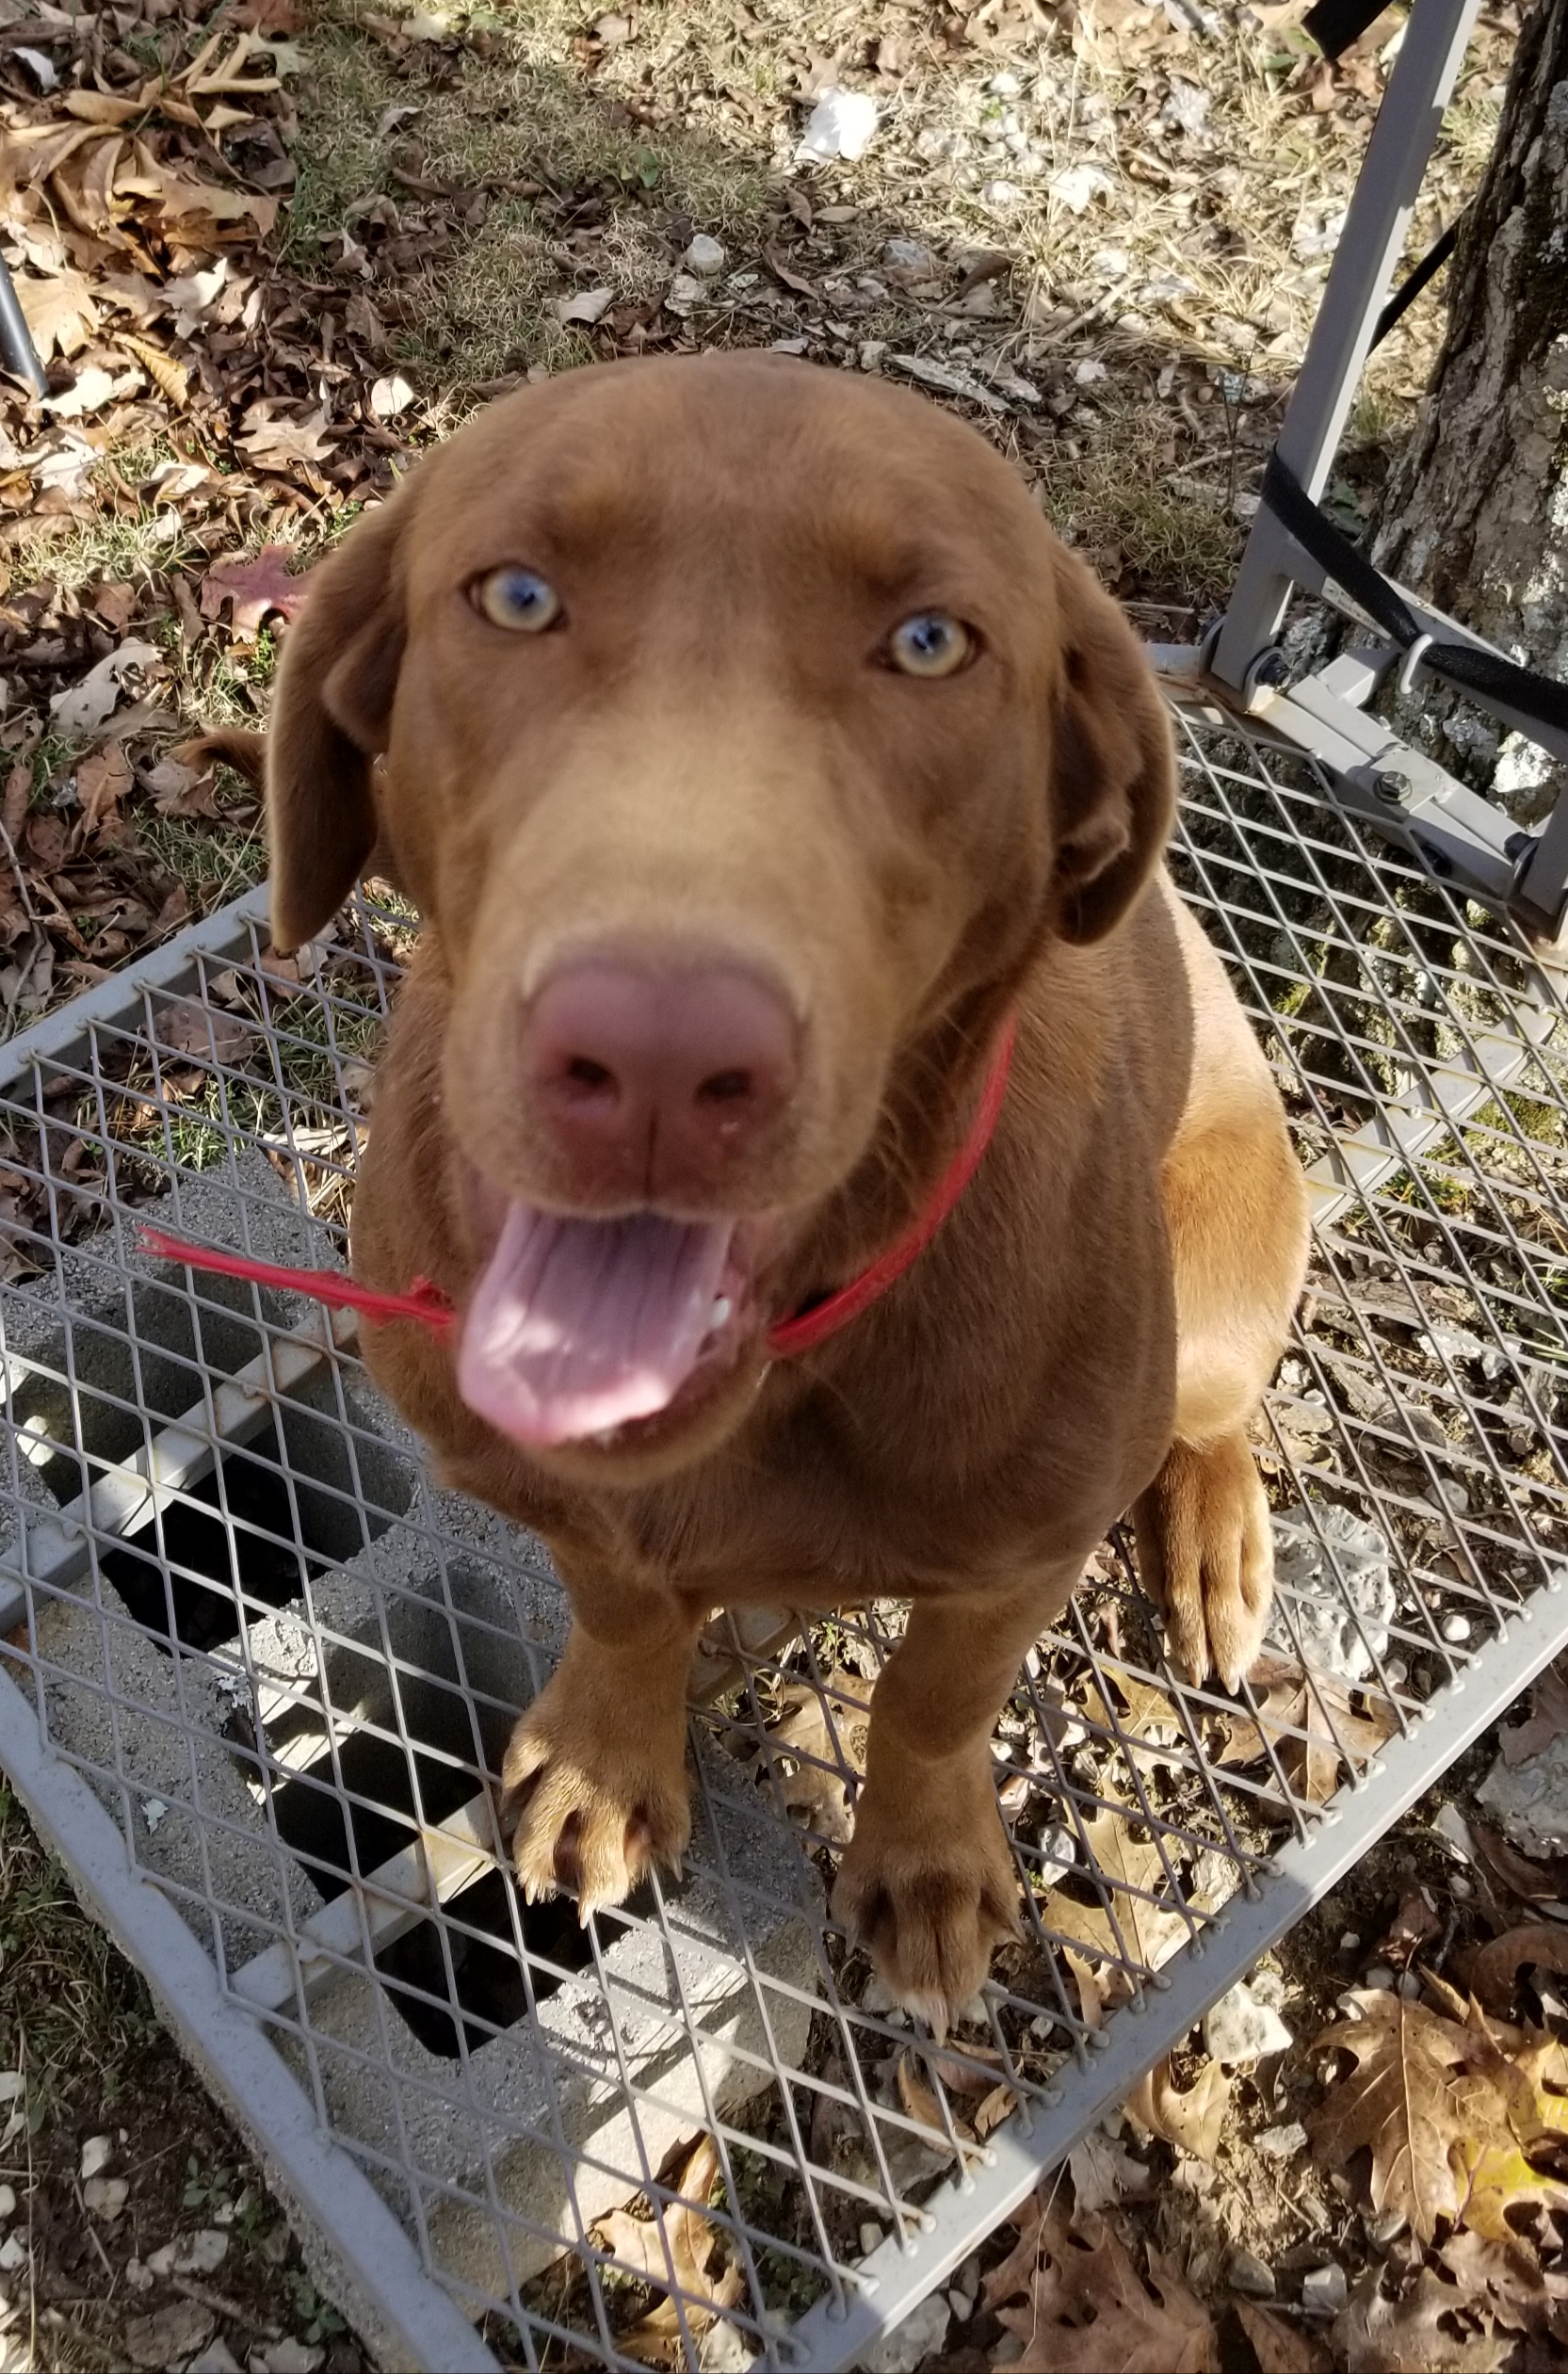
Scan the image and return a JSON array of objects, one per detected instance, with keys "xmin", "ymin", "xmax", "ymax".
[
  {"xmin": 984, "ymin": 2194, "xmax": 1218, "ymax": 2372},
  {"xmin": 596, "ymin": 2136, "xmax": 741, "ymax": 2363},
  {"xmin": 16, "ymin": 266, "xmax": 98, "ymax": 360},
  {"xmin": 1236, "ymin": 2301, "xmax": 1334, "ymax": 2373},
  {"xmin": 1308, "ymin": 1989, "xmax": 1568, "ymax": 2243},
  {"xmin": 235, "ymin": 408, "xmax": 334, "ymax": 472},
  {"xmin": 757, "ymin": 1667, "xmax": 870, "ymax": 1844},
  {"xmin": 1216, "ymin": 1653, "xmax": 1398, "ymax": 1806},
  {"xmin": 199, "ymin": 546, "xmax": 315, "ymax": 638},
  {"xmin": 1042, "ymin": 1810, "xmax": 1192, "ymax": 2002},
  {"xmin": 1471, "ymin": 1923, "xmax": 1568, "ymax": 2017},
  {"xmin": 1333, "ymin": 2267, "xmax": 1517, "ymax": 2374},
  {"xmin": 1125, "ymin": 2053, "xmax": 1231, "ymax": 2161}
]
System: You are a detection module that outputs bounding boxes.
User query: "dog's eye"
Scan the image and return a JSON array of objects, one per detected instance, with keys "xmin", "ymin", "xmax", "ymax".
[
  {"xmin": 887, "ymin": 611, "xmax": 973, "ymax": 678},
  {"xmin": 473, "ymin": 567, "xmax": 561, "ymax": 633}
]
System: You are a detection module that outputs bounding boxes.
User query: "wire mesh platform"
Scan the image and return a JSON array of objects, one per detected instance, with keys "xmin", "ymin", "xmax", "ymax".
[{"xmin": 0, "ymin": 695, "xmax": 1565, "ymax": 2371}]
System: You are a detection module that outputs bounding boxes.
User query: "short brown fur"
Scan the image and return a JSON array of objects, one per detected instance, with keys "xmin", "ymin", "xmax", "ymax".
[{"xmin": 265, "ymin": 354, "xmax": 1309, "ymax": 2028}]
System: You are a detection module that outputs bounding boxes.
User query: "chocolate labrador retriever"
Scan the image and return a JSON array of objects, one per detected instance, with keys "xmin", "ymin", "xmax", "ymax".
[{"xmin": 264, "ymin": 352, "xmax": 1309, "ymax": 2029}]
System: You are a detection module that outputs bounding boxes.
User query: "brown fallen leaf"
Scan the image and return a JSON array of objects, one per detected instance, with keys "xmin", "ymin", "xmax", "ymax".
[
  {"xmin": 763, "ymin": 242, "xmax": 818, "ymax": 299},
  {"xmin": 24, "ymin": 814, "xmax": 66, "ymax": 872},
  {"xmin": 1500, "ymin": 1659, "xmax": 1568, "ymax": 1766},
  {"xmin": 1042, "ymin": 1810, "xmax": 1193, "ymax": 2002},
  {"xmin": 1236, "ymin": 2301, "xmax": 1334, "ymax": 2374},
  {"xmin": 236, "ymin": 407, "xmax": 335, "ymax": 472},
  {"xmin": 597, "ymin": 2136, "xmax": 742, "ymax": 2363},
  {"xmin": 896, "ymin": 2047, "xmax": 965, "ymax": 2152},
  {"xmin": 1471, "ymin": 1923, "xmax": 1568, "ymax": 2015},
  {"xmin": 1332, "ymin": 2266, "xmax": 1516, "ymax": 2374},
  {"xmin": 1067, "ymin": 2129, "xmax": 1154, "ymax": 2211},
  {"xmin": 1374, "ymin": 1887, "xmax": 1443, "ymax": 1968},
  {"xmin": 1437, "ymin": 2230, "xmax": 1568, "ymax": 2343},
  {"xmin": 113, "ymin": 331, "xmax": 187, "ymax": 407},
  {"xmin": 986, "ymin": 2193, "xmax": 1219, "ymax": 2372},
  {"xmin": 76, "ymin": 741, "xmax": 130, "ymax": 837},
  {"xmin": 1125, "ymin": 2053, "xmax": 1231, "ymax": 2161},
  {"xmin": 1309, "ymin": 1988, "xmax": 1568, "ymax": 2244},
  {"xmin": 199, "ymin": 545, "xmax": 315, "ymax": 637},
  {"xmin": 90, "ymin": 582, "xmax": 137, "ymax": 633},
  {"xmin": 1081, "ymin": 1673, "xmax": 1189, "ymax": 1770},
  {"xmin": 2, "ymin": 764, "xmax": 30, "ymax": 848},
  {"xmin": 16, "ymin": 266, "xmax": 99, "ymax": 361},
  {"xmin": 758, "ymin": 1667, "xmax": 869, "ymax": 1844},
  {"xmin": 159, "ymin": 997, "xmax": 256, "ymax": 1069},
  {"xmin": 1217, "ymin": 1654, "xmax": 1398, "ymax": 1806}
]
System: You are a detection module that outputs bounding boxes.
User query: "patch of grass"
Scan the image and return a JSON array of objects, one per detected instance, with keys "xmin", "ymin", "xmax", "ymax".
[{"xmin": 137, "ymin": 811, "xmax": 268, "ymax": 910}]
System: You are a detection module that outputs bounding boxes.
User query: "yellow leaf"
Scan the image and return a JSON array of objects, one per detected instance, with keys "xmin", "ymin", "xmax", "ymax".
[
  {"xmin": 1040, "ymin": 1810, "xmax": 1193, "ymax": 2002},
  {"xmin": 1450, "ymin": 2133, "xmax": 1568, "ymax": 2244},
  {"xmin": 113, "ymin": 333, "xmax": 187, "ymax": 407}
]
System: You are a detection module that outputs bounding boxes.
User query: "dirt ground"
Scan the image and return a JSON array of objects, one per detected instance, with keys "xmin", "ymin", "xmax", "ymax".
[{"xmin": 0, "ymin": 0, "xmax": 1554, "ymax": 2366}]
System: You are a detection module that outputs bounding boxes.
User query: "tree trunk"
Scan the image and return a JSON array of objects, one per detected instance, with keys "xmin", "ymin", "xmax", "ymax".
[{"xmin": 1373, "ymin": 0, "xmax": 1568, "ymax": 823}]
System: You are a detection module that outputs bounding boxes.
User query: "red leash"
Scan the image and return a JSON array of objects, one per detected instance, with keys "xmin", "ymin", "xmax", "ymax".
[{"xmin": 139, "ymin": 1016, "xmax": 1017, "ymax": 1361}]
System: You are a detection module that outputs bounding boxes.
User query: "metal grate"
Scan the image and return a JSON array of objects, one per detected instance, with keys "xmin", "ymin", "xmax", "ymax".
[{"xmin": 0, "ymin": 694, "xmax": 1565, "ymax": 2371}]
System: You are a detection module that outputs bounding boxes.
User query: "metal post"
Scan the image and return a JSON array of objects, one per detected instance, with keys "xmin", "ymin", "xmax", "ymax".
[
  {"xmin": 0, "ymin": 255, "xmax": 46, "ymax": 399},
  {"xmin": 1210, "ymin": 0, "xmax": 1482, "ymax": 694}
]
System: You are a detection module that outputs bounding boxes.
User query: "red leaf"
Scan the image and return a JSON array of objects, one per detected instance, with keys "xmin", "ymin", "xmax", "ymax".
[{"xmin": 199, "ymin": 547, "xmax": 315, "ymax": 639}]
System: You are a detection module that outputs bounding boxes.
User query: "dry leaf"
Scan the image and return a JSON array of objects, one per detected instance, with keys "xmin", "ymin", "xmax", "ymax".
[
  {"xmin": 1471, "ymin": 1923, "xmax": 1568, "ymax": 2015},
  {"xmin": 1236, "ymin": 2301, "xmax": 1334, "ymax": 2373},
  {"xmin": 1333, "ymin": 2267, "xmax": 1517, "ymax": 2374},
  {"xmin": 1217, "ymin": 1654, "xmax": 1398, "ymax": 1805},
  {"xmin": 596, "ymin": 2136, "xmax": 742, "ymax": 2364},
  {"xmin": 1501, "ymin": 1661, "xmax": 1568, "ymax": 1766},
  {"xmin": 76, "ymin": 742, "xmax": 130, "ymax": 836},
  {"xmin": 16, "ymin": 266, "xmax": 99, "ymax": 360},
  {"xmin": 1374, "ymin": 1888, "xmax": 1443, "ymax": 1968},
  {"xmin": 763, "ymin": 243, "xmax": 818, "ymax": 299},
  {"xmin": 1125, "ymin": 2054, "xmax": 1231, "ymax": 2161},
  {"xmin": 159, "ymin": 997, "xmax": 256, "ymax": 1068},
  {"xmin": 1309, "ymin": 1988, "xmax": 1568, "ymax": 2244},
  {"xmin": 48, "ymin": 639, "xmax": 160, "ymax": 737},
  {"xmin": 114, "ymin": 331, "xmax": 187, "ymax": 406},
  {"xmin": 1042, "ymin": 1810, "xmax": 1192, "ymax": 2001},
  {"xmin": 199, "ymin": 545, "xmax": 315, "ymax": 637},
  {"xmin": 1436, "ymin": 2230, "xmax": 1568, "ymax": 2342},
  {"xmin": 236, "ymin": 407, "xmax": 334, "ymax": 471},
  {"xmin": 986, "ymin": 2194, "xmax": 1219, "ymax": 2372},
  {"xmin": 1067, "ymin": 2129, "xmax": 1154, "ymax": 2211},
  {"xmin": 759, "ymin": 1667, "xmax": 869, "ymax": 1843}
]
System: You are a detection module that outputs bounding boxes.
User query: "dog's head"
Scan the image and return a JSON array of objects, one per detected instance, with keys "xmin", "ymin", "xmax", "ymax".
[{"xmin": 268, "ymin": 354, "xmax": 1173, "ymax": 1478}]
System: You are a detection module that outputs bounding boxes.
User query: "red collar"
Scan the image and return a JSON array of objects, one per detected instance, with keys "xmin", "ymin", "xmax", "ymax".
[{"xmin": 139, "ymin": 1014, "xmax": 1017, "ymax": 1362}]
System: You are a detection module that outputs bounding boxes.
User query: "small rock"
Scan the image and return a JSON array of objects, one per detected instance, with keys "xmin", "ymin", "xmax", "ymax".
[
  {"xmin": 860, "ymin": 2221, "xmax": 884, "ymax": 2258},
  {"xmin": 125, "ymin": 2303, "xmax": 215, "ymax": 2370},
  {"xmin": 1364, "ymin": 1964, "xmax": 1396, "ymax": 1991},
  {"xmin": 698, "ymin": 2322, "xmax": 755, "ymax": 2374},
  {"xmin": 862, "ymin": 1975, "xmax": 899, "ymax": 2016},
  {"xmin": 1429, "ymin": 1479, "xmax": 1469, "ymax": 1515},
  {"xmin": 0, "ymin": 2236, "xmax": 24, "ymax": 2273},
  {"xmin": 980, "ymin": 179, "xmax": 1020, "ymax": 208},
  {"xmin": 1339, "ymin": 1931, "xmax": 1361, "ymax": 1953},
  {"xmin": 1397, "ymin": 1971, "xmax": 1423, "ymax": 1999},
  {"xmin": 948, "ymin": 2287, "xmax": 973, "ymax": 2322},
  {"xmin": 1048, "ymin": 161, "xmax": 1115, "ymax": 212},
  {"xmin": 125, "ymin": 2258, "xmax": 155, "ymax": 2292},
  {"xmin": 592, "ymin": 10, "xmax": 633, "ymax": 39},
  {"xmin": 855, "ymin": 2290, "xmax": 950, "ymax": 2374},
  {"xmin": 256, "ymin": 2344, "xmax": 325, "ymax": 2374},
  {"xmin": 1091, "ymin": 246, "xmax": 1130, "ymax": 280},
  {"xmin": 683, "ymin": 234, "xmax": 727, "ymax": 276},
  {"xmin": 858, "ymin": 341, "xmax": 888, "ymax": 372},
  {"xmin": 147, "ymin": 2228, "xmax": 229, "ymax": 2278},
  {"xmin": 1249, "ymin": 1967, "xmax": 1286, "ymax": 2010},
  {"xmin": 1267, "ymin": 1505, "xmax": 1394, "ymax": 1680},
  {"xmin": 0, "ymin": 2186, "xmax": 14, "ymax": 2221},
  {"xmin": 1073, "ymin": 359, "xmax": 1107, "ymax": 385},
  {"xmin": 1366, "ymin": 2208, "xmax": 1408, "ymax": 2249},
  {"xmin": 141, "ymin": 1797, "xmax": 168, "ymax": 1833},
  {"xmin": 1229, "ymin": 2250, "xmax": 1275, "ymax": 2299},
  {"xmin": 189, "ymin": 2347, "xmax": 247, "ymax": 2374},
  {"xmin": 83, "ymin": 2175, "xmax": 129, "ymax": 2221},
  {"xmin": 987, "ymin": 68, "xmax": 1022, "ymax": 92},
  {"xmin": 957, "ymin": 2254, "xmax": 980, "ymax": 2298},
  {"xmin": 798, "ymin": 89, "xmax": 880, "ymax": 166},
  {"xmin": 663, "ymin": 273, "xmax": 704, "ymax": 317},
  {"xmin": 1301, "ymin": 2264, "xmax": 1348, "ymax": 2315},
  {"xmin": 368, "ymin": 373, "xmax": 415, "ymax": 420},
  {"xmin": 1451, "ymin": 1873, "xmax": 1474, "ymax": 1899},
  {"xmin": 1203, "ymin": 1980, "xmax": 1294, "ymax": 2065},
  {"xmin": 1440, "ymin": 1613, "xmax": 1471, "ymax": 1644},
  {"xmin": 1254, "ymin": 2122, "xmax": 1308, "ymax": 2160},
  {"xmin": 80, "ymin": 2135, "xmax": 113, "ymax": 2181}
]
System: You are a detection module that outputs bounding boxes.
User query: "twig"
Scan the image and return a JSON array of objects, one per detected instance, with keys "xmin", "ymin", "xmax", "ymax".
[{"xmin": 170, "ymin": 2270, "xmax": 283, "ymax": 2337}]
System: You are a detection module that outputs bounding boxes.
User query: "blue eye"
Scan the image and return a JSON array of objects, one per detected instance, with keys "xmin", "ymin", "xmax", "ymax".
[
  {"xmin": 888, "ymin": 611, "xmax": 973, "ymax": 677},
  {"xmin": 474, "ymin": 566, "xmax": 561, "ymax": 632}
]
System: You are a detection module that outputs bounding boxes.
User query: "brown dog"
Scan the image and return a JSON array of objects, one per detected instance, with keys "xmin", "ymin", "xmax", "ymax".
[{"xmin": 264, "ymin": 353, "xmax": 1309, "ymax": 2029}]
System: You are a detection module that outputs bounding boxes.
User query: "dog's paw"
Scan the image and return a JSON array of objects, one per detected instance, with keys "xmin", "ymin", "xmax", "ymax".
[
  {"xmin": 832, "ymin": 1765, "xmax": 1021, "ymax": 2036},
  {"xmin": 1136, "ymin": 1430, "xmax": 1272, "ymax": 1690},
  {"xmin": 502, "ymin": 1670, "xmax": 691, "ymax": 1919}
]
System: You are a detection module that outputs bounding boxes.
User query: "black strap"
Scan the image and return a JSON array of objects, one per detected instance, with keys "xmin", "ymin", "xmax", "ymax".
[
  {"xmin": 1371, "ymin": 215, "xmax": 1462, "ymax": 348},
  {"xmin": 1302, "ymin": 0, "xmax": 1387, "ymax": 59},
  {"xmin": 1260, "ymin": 453, "xmax": 1568, "ymax": 739}
]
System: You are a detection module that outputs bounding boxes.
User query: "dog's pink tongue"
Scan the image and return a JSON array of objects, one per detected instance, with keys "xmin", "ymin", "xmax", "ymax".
[{"xmin": 457, "ymin": 1203, "xmax": 735, "ymax": 1446}]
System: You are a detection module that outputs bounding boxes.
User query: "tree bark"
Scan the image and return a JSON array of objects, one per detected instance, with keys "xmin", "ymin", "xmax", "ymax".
[{"xmin": 1373, "ymin": 0, "xmax": 1568, "ymax": 822}]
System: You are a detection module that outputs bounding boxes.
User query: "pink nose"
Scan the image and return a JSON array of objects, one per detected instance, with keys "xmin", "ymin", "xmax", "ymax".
[{"xmin": 524, "ymin": 956, "xmax": 800, "ymax": 1199}]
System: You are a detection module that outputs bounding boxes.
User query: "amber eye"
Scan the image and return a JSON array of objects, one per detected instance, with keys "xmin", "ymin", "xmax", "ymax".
[
  {"xmin": 473, "ymin": 566, "xmax": 561, "ymax": 632},
  {"xmin": 887, "ymin": 611, "xmax": 973, "ymax": 677}
]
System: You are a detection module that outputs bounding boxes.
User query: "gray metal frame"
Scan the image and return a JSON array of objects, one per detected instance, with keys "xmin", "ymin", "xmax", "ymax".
[{"xmin": 1197, "ymin": 0, "xmax": 1568, "ymax": 944}]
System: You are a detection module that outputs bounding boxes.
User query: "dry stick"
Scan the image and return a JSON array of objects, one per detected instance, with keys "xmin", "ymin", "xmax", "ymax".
[{"xmin": 170, "ymin": 2270, "xmax": 283, "ymax": 2336}]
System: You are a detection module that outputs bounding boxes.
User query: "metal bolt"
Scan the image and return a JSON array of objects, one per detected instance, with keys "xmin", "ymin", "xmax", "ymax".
[{"xmin": 1375, "ymin": 770, "xmax": 1413, "ymax": 804}]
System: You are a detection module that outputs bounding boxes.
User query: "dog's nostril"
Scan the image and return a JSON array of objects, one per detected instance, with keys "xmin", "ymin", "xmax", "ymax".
[
  {"xmin": 697, "ymin": 1069, "xmax": 753, "ymax": 1105},
  {"xmin": 565, "ymin": 1057, "xmax": 616, "ymax": 1093}
]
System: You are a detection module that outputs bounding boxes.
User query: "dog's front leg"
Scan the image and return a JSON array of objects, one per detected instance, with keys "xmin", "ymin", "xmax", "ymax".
[
  {"xmin": 503, "ymin": 1578, "xmax": 708, "ymax": 1919},
  {"xmin": 832, "ymin": 1562, "xmax": 1079, "ymax": 2033}
]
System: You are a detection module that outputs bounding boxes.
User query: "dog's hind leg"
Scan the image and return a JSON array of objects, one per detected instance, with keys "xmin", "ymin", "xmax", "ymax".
[{"xmin": 1136, "ymin": 895, "xmax": 1310, "ymax": 1688}]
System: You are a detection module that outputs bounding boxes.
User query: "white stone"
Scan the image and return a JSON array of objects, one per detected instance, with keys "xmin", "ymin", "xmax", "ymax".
[
  {"xmin": 0, "ymin": 2188, "xmax": 13, "ymax": 2221},
  {"xmin": 855, "ymin": 2291, "xmax": 951, "ymax": 2373},
  {"xmin": 82, "ymin": 2176, "xmax": 128, "ymax": 2221},
  {"xmin": 188, "ymin": 2345, "xmax": 246, "ymax": 2374},
  {"xmin": 948, "ymin": 2287, "xmax": 973, "ymax": 2321},
  {"xmin": 859, "ymin": 341, "xmax": 888, "ymax": 372},
  {"xmin": 987, "ymin": 69, "xmax": 1022, "ymax": 92},
  {"xmin": 1364, "ymin": 1963, "xmax": 1395, "ymax": 1990},
  {"xmin": 798, "ymin": 89, "xmax": 880, "ymax": 165},
  {"xmin": 860, "ymin": 2221, "xmax": 884, "ymax": 2258},
  {"xmin": 663, "ymin": 274, "xmax": 705, "ymax": 317},
  {"xmin": 1254, "ymin": 2121, "xmax": 1307, "ymax": 2160},
  {"xmin": 1441, "ymin": 1612, "xmax": 1472, "ymax": 1644},
  {"xmin": 980, "ymin": 179, "xmax": 1020, "ymax": 208},
  {"xmin": 1202, "ymin": 1979, "xmax": 1293, "ymax": 2065},
  {"xmin": 552, "ymin": 285, "xmax": 614, "ymax": 326},
  {"xmin": 683, "ymin": 234, "xmax": 727, "ymax": 276},
  {"xmin": 0, "ymin": 2239, "xmax": 24, "ymax": 2274},
  {"xmin": 1073, "ymin": 359, "xmax": 1107, "ymax": 385},
  {"xmin": 1266, "ymin": 1504, "xmax": 1394, "ymax": 1680},
  {"xmin": 80, "ymin": 2136, "xmax": 113, "ymax": 2182},
  {"xmin": 1302, "ymin": 2265, "xmax": 1348, "ymax": 2315}
]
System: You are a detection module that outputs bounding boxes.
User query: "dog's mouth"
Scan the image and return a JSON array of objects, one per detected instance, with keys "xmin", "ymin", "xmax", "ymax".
[{"xmin": 457, "ymin": 1202, "xmax": 765, "ymax": 1449}]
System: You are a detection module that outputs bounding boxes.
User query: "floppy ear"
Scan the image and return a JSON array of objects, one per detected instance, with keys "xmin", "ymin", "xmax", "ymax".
[
  {"xmin": 266, "ymin": 485, "xmax": 415, "ymax": 952},
  {"xmin": 1044, "ymin": 548, "xmax": 1176, "ymax": 945}
]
